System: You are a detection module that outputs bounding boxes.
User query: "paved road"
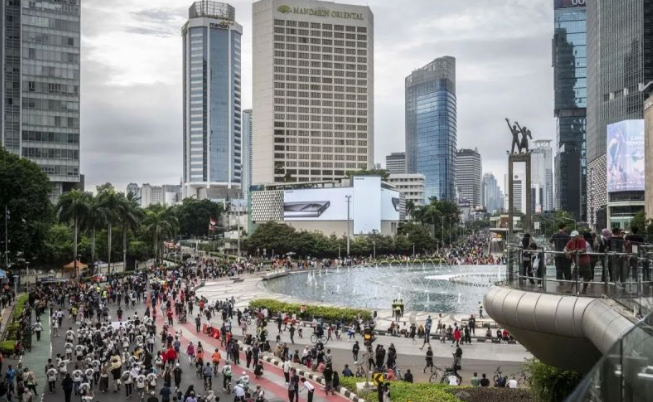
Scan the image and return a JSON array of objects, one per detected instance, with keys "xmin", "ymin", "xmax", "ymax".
[{"xmin": 31, "ymin": 296, "xmax": 348, "ymax": 402}]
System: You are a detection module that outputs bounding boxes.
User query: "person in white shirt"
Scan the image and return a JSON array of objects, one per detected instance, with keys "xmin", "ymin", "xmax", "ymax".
[
  {"xmin": 282, "ymin": 359, "xmax": 291, "ymax": 384},
  {"xmin": 507, "ymin": 376, "xmax": 518, "ymax": 388},
  {"xmin": 300, "ymin": 378, "xmax": 315, "ymax": 402}
]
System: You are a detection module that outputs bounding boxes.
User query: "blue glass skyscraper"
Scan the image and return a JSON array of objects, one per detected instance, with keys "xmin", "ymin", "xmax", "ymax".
[
  {"xmin": 553, "ymin": 0, "xmax": 587, "ymax": 221},
  {"xmin": 405, "ymin": 56, "xmax": 457, "ymax": 203},
  {"xmin": 182, "ymin": 1, "xmax": 242, "ymax": 199}
]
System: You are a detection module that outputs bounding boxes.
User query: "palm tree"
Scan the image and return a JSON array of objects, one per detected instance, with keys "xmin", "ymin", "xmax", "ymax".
[
  {"xmin": 97, "ymin": 188, "xmax": 121, "ymax": 274},
  {"xmin": 55, "ymin": 190, "xmax": 90, "ymax": 277},
  {"xmin": 118, "ymin": 192, "xmax": 143, "ymax": 270},
  {"xmin": 83, "ymin": 194, "xmax": 104, "ymax": 269},
  {"xmin": 143, "ymin": 207, "xmax": 178, "ymax": 264}
]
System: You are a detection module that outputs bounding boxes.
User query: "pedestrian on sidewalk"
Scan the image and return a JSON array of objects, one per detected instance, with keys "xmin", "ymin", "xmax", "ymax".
[
  {"xmin": 423, "ymin": 347, "xmax": 434, "ymax": 373},
  {"xmin": 299, "ymin": 378, "xmax": 315, "ymax": 402},
  {"xmin": 282, "ymin": 358, "xmax": 291, "ymax": 384},
  {"xmin": 33, "ymin": 320, "xmax": 43, "ymax": 341},
  {"xmin": 352, "ymin": 341, "xmax": 360, "ymax": 362}
]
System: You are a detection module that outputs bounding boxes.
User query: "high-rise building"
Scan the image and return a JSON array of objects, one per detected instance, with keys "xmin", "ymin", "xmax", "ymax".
[
  {"xmin": 586, "ymin": 0, "xmax": 653, "ymax": 229},
  {"xmin": 1, "ymin": 0, "xmax": 81, "ymax": 201},
  {"xmin": 241, "ymin": 109, "xmax": 253, "ymax": 196},
  {"xmin": 504, "ymin": 173, "xmax": 526, "ymax": 214},
  {"xmin": 531, "ymin": 140, "xmax": 554, "ymax": 213},
  {"xmin": 455, "ymin": 148, "xmax": 481, "ymax": 208},
  {"xmin": 132, "ymin": 183, "xmax": 181, "ymax": 208},
  {"xmin": 406, "ymin": 56, "xmax": 457, "ymax": 203},
  {"xmin": 385, "ymin": 152, "xmax": 406, "ymax": 174},
  {"xmin": 182, "ymin": 1, "xmax": 243, "ymax": 199},
  {"xmin": 553, "ymin": 0, "xmax": 587, "ymax": 221},
  {"xmin": 252, "ymin": 0, "xmax": 374, "ymax": 184},
  {"xmin": 482, "ymin": 173, "xmax": 502, "ymax": 213},
  {"xmin": 386, "ymin": 173, "xmax": 425, "ymax": 212}
]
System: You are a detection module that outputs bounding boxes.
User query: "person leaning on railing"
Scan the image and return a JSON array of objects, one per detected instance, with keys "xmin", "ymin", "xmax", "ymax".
[
  {"xmin": 521, "ymin": 234, "xmax": 538, "ymax": 285},
  {"xmin": 563, "ymin": 231, "xmax": 592, "ymax": 294},
  {"xmin": 550, "ymin": 224, "xmax": 572, "ymax": 281},
  {"xmin": 624, "ymin": 227, "xmax": 645, "ymax": 282}
]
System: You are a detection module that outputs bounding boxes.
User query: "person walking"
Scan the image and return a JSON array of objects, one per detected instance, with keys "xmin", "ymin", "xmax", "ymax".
[
  {"xmin": 62, "ymin": 373, "xmax": 73, "ymax": 402},
  {"xmin": 550, "ymin": 223, "xmax": 571, "ymax": 281},
  {"xmin": 423, "ymin": 347, "xmax": 434, "ymax": 373},
  {"xmin": 33, "ymin": 320, "xmax": 43, "ymax": 341},
  {"xmin": 287, "ymin": 369, "xmax": 298, "ymax": 402},
  {"xmin": 299, "ymin": 378, "xmax": 315, "ymax": 402},
  {"xmin": 282, "ymin": 358, "xmax": 291, "ymax": 384},
  {"xmin": 352, "ymin": 341, "xmax": 360, "ymax": 362}
]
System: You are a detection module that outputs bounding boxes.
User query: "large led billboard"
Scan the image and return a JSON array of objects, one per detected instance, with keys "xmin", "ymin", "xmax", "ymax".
[
  {"xmin": 607, "ymin": 120, "xmax": 645, "ymax": 193},
  {"xmin": 282, "ymin": 176, "xmax": 401, "ymax": 235}
]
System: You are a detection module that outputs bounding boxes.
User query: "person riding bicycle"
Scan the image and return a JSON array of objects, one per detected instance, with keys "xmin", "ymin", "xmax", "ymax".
[
  {"xmin": 211, "ymin": 348, "xmax": 221, "ymax": 372},
  {"xmin": 450, "ymin": 353, "xmax": 463, "ymax": 384},
  {"xmin": 221, "ymin": 361, "xmax": 232, "ymax": 391},
  {"xmin": 202, "ymin": 362, "xmax": 213, "ymax": 388},
  {"xmin": 315, "ymin": 322, "xmax": 324, "ymax": 338},
  {"xmin": 237, "ymin": 371, "xmax": 250, "ymax": 388},
  {"xmin": 233, "ymin": 382, "xmax": 246, "ymax": 401}
]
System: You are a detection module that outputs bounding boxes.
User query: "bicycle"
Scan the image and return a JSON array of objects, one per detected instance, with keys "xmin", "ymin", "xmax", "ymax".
[
  {"xmin": 439, "ymin": 366, "xmax": 463, "ymax": 385},
  {"xmin": 223, "ymin": 376, "xmax": 232, "ymax": 394},
  {"xmin": 310, "ymin": 333, "xmax": 328, "ymax": 344},
  {"xmin": 213, "ymin": 361, "xmax": 220, "ymax": 377},
  {"xmin": 428, "ymin": 366, "xmax": 442, "ymax": 383},
  {"xmin": 203, "ymin": 375, "xmax": 212, "ymax": 390}
]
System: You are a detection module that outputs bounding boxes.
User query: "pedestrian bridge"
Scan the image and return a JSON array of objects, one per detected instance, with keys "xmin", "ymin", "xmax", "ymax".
[{"xmin": 484, "ymin": 246, "xmax": 653, "ymax": 373}]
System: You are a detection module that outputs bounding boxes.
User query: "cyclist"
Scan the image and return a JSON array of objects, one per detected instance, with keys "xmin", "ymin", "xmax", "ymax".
[
  {"xmin": 221, "ymin": 360, "xmax": 232, "ymax": 392},
  {"xmin": 237, "ymin": 371, "xmax": 250, "ymax": 389},
  {"xmin": 195, "ymin": 350, "xmax": 204, "ymax": 374},
  {"xmin": 202, "ymin": 362, "xmax": 213, "ymax": 389},
  {"xmin": 233, "ymin": 382, "xmax": 246, "ymax": 402},
  {"xmin": 315, "ymin": 322, "xmax": 324, "ymax": 339},
  {"xmin": 211, "ymin": 348, "xmax": 221, "ymax": 376}
]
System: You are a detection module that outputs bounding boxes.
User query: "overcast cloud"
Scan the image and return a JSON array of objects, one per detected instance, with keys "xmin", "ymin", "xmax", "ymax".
[{"xmin": 81, "ymin": 0, "xmax": 554, "ymax": 193}]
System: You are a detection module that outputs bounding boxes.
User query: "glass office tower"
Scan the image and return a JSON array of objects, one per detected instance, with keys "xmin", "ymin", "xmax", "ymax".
[
  {"xmin": 182, "ymin": 1, "xmax": 243, "ymax": 199},
  {"xmin": 405, "ymin": 56, "xmax": 457, "ymax": 203},
  {"xmin": 1, "ymin": 0, "xmax": 81, "ymax": 201},
  {"xmin": 553, "ymin": 1, "xmax": 587, "ymax": 221},
  {"xmin": 586, "ymin": 0, "xmax": 653, "ymax": 228}
]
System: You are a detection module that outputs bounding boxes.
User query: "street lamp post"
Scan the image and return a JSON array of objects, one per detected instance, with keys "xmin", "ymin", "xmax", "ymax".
[
  {"xmin": 372, "ymin": 240, "xmax": 376, "ymax": 260},
  {"xmin": 345, "ymin": 195, "xmax": 352, "ymax": 256}
]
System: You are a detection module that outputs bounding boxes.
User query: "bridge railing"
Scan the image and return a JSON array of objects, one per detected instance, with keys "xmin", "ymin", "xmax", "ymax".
[
  {"xmin": 565, "ymin": 311, "xmax": 653, "ymax": 402},
  {"xmin": 503, "ymin": 244, "xmax": 653, "ymax": 317}
]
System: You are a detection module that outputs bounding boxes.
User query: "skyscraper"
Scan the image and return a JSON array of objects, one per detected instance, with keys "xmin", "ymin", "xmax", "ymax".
[
  {"xmin": 586, "ymin": 0, "xmax": 653, "ymax": 228},
  {"xmin": 553, "ymin": 0, "xmax": 587, "ymax": 221},
  {"xmin": 385, "ymin": 152, "xmax": 406, "ymax": 174},
  {"xmin": 252, "ymin": 0, "xmax": 374, "ymax": 184},
  {"xmin": 1, "ymin": 0, "xmax": 81, "ymax": 201},
  {"xmin": 455, "ymin": 148, "xmax": 481, "ymax": 207},
  {"xmin": 482, "ymin": 173, "xmax": 502, "ymax": 213},
  {"xmin": 242, "ymin": 109, "xmax": 253, "ymax": 196},
  {"xmin": 531, "ymin": 140, "xmax": 554, "ymax": 213},
  {"xmin": 406, "ymin": 56, "xmax": 457, "ymax": 203},
  {"xmin": 182, "ymin": 1, "xmax": 243, "ymax": 199}
]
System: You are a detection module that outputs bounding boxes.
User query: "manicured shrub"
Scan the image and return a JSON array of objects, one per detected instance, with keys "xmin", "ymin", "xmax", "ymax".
[{"xmin": 249, "ymin": 299, "xmax": 372, "ymax": 322}]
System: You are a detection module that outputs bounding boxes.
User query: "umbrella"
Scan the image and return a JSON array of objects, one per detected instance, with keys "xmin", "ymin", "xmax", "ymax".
[{"xmin": 63, "ymin": 260, "xmax": 88, "ymax": 270}]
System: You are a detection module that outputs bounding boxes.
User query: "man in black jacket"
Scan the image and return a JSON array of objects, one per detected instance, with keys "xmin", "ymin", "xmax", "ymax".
[{"xmin": 550, "ymin": 224, "xmax": 571, "ymax": 280}]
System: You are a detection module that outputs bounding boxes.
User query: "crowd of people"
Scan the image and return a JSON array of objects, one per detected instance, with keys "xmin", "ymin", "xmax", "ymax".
[{"xmin": 436, "ymin": 232, "xmax": 502, "ymax": 266}]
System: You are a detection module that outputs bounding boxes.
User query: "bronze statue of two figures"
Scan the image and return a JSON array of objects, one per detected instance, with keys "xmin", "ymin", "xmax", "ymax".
[{"xmin": 506, "ymin": 118, "xmax": 533, "ymax": 154}]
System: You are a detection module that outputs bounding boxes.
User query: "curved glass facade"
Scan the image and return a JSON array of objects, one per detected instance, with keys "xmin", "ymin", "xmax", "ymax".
[{"xmin": 406, "ymin": 57, "xmax": 457, "ymax": 203}]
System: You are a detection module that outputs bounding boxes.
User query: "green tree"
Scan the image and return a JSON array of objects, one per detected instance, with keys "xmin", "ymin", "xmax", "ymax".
[
  {"xmin": 143, "ymin": 206, "xmax": 178, "ymax": 264},
  {"xmin": 0, "ymin": 147, "xmax": 54, "ymax": 267},
  {"xmin": 118, "ymin": 191, "xmax": 143, "ymax": 269},
  {"xmin": 82, "ymin": 194, "xmax": 104, "ymax": 267},
  {"xmin": 175, "ymin": 198, "xmax": 223, "ymax": 238},
  {"xmin": 55, "ymin": 189, "xmax": 91, "ymax": 277},
  {"xmin": 630, "ymin": 210, "xmax": 653, "ymax": 241},
  {"xmin": 247, "ymin": 222, "xmax": 297, "ymax": 256},
  {"xmin": 97, "ymin": 185, "xmax": 121, "ymax": 273},
  {"xmin": 345, "ymin": 168, "xmax": 390, "ymax": 180}
]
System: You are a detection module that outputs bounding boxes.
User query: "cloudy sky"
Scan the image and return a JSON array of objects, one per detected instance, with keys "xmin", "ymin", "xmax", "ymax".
[{"xmin": 82, "ymin": 0, "xmax": 554, "ymax": 193}]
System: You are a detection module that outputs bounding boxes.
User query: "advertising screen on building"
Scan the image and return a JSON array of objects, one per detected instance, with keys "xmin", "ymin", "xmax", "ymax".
[
  {"xmin": 607, "ymin": 120, "xmax": 645, "ymax": 193},
  {"xmin": 283, "ymin": 187, "xmax": 351, "ymax": 221},
  {"xmin": 381, "ymin": 188, "xmax": 401, "ymax": 221}
]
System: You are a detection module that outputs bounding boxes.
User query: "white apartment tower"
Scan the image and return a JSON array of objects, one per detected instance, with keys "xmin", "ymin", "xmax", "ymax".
[{"xmin": 252, "ymin": 0, "xmax": 374, "ymax": 184}]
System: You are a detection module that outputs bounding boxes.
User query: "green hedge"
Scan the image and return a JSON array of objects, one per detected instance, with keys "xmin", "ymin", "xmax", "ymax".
[
  {"xmin": 249, "ymin": 299, "xmax": 372, "ymax": 322},
  {"xmin": 12, "ymin": 294, "xmax": 28, "ymax": 322},
  {"xmin": 446, "ymin": 387, "xmax": 534, "ymax": 402},
  {"xmin": 339, "ymin": 378, "xmax": 459, "ymax": 402},
  {"xmin": 525, "ymin": 359, "xmax": 581, "ymax": 402},
  {"xmin": 0, "ymin": 340, "xmax": 15, "ymax": 355}
]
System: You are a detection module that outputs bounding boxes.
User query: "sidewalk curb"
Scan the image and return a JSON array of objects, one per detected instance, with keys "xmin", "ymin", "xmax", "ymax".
[{"xmin": 247, "ymin": 346, "xmax": 368, "ymax": 402}]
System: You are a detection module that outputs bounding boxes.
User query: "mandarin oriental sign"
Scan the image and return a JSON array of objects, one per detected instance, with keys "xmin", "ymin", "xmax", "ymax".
[{"xmin": 277, "ymin": 5, "xmax": 364, "ymax": 20}]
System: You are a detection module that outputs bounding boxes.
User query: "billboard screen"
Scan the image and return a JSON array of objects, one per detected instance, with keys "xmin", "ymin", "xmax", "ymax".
[
  {"xmin": 607, "ymin": 120, "xmax": 645, "ymax": 193},
  {"xmin": 381, "ymin": 188, "xmax": 401, "ymax": 221},
  {"xmin": 283, "ymin": 187, "xmax": 351, "ymax": 221},
  {"xmin": 554, "ymin": 0, "xmax": 585, "ymax": 9},
  {"xmin": 353, "ymin": 176, "xmax": 381, "ymax": 234}
]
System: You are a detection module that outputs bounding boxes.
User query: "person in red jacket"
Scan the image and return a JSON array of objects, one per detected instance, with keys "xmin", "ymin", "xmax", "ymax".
[
  {"xmin": 452, "ymin": 327, "xmax": 462, "ymax": 347},
  {"xmin": 166, "ymin": 347, "xmax": 177, "ymax": 367},
  {"xmin": 564, "ymin": 230, "xmax": 591, "ymax": 294}
]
